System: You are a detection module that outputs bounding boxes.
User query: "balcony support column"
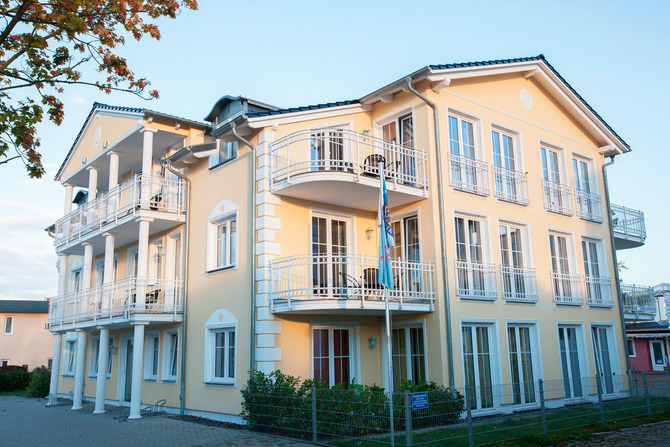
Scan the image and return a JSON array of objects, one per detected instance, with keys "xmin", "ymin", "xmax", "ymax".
[
  {"xmin": 82, "ymin": 243, "xmax": 94, "ymax": 316},
  {"xmin": 47, "ymin": 333, "xmax": 63, "ymax": 405},
  {"xmin": 87, "ymin": 167, "xmax": 98, "ymax": 200},
  {"xmin": 140, "ymin": 128, "xmax": 157, "ymax": 207},
  {"xmin": 64, "ymin": 184, "xmax": 73, "ymax": 214},
  {"xmin": 57, "ymin": 254, "xmax": 68, "ymax": 297},
  {"xmin": 103, "ymin": 233, "xmax": 115, "ymax": 309},
  {"xmin": 128, "ymin": 323, "xmax": 146, "ymax": 419},
  {"xmin": 107, "ymin": 151, "xmax": 120, "ymax": 216},
  {"xmin": 136, "ymin": 218, "xmax": 151, "ymax": 312},
  {"xmin": 93, "ymin": 327, "xmax": 110, "ymax": 414},
  {"xmin": 71, "ymin": 329, "xmax": 88, "ymax": 410}
]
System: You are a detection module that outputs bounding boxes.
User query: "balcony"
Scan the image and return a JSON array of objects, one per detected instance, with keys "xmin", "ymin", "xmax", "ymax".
[
  {"xmin": 454, "ymin": 261, "xmax": 498, "ymax": 300},
  {"xmin": 542, "ymin": 180, "xmax": 573, "ymax": 216},
  {"xmin": 575, "ymin": 190, "xmax": 604, "ymax": 223},
  {"xmin": 584, "ymin": 276, "xmax": 613, "ymax": 307},
  {"xmin": 269, "ymin": 129, "xmax": 428, "ymax": 211},
  {"xmin": 611, "ymin": 204, "xmax": 646, "ymax": 249},
  {"xmin": 48, "ymin": 277, "xmax": 183, "ymax": 331},
  {"xmin": 54, "ymin": 175, "xmax": 186, "ymax": 254},
  {"xmin": 492, "ymin": 167, "xmax": 529, "ymax": 205},
  {"xmin": 551, "ymin": 273, "xmax": 583, "ymax": 305},
  {"xmin": 500, "ymin": 266, "xmax": 538, "ymax": 303},
  {"xmin": 621, "ymin": 283, "xmax": 657, "ymax": 321},
  {"xmin": 449, "ymin": 155, "xmax": 490, "ymax": 196},
  {"xmin": 270, "ymin": 254, "xmax": 435, "ymax": 314}
]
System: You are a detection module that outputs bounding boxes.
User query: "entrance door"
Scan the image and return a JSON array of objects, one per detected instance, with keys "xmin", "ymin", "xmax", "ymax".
[
  {"xmin": 558, "ymin": 326, "xmax": 583, "ymax": 399},
  {"xmin": 462, "ymin": 324, "xmax": 494, "ymax": 410},
  {"xmin": 312, "ymin": 215, "xmax": 349, "ymax": 297},
  {"xmin": 591, "ymin": 327, "xmax": 614, "ymax": 394},
  {"xmin": 123, "ymin": 338, "xmax": 134, "ymax": 402},
  {"xmin": 650, "ymin": 340, "xmax": 666, "ymax": 371}
]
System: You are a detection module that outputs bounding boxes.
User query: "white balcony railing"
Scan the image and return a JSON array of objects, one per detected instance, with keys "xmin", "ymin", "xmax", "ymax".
[
  {"xmin": 449, "ymin": 155, "xmax": 490, "ymax": 195},
  {"xmin": 621, "ymin": 283, "xmax": 657, "ymax": 316},
  {"xmin": 500, "ymin": 266, "xmax": 538, "ymax": 303},
  {"xmin": 492, "ymin": 166, "xmax": 529, "ymax": 205},
  {"xmin": 611, "ymin": 204, "xmax": 646, "ymax": 240},
  {"xmin": 584, "ymin": 276, "xmax": 613, "ymax": 307},
  {"xmin": 542, "ymin": 180, "xmax": 573, "ymax": 215},
  {"xmin": 269, "ymin": 129, "xmax": 428, "ymax": 191},
  {"xmin": 270, "ymin": 254, "xmax": 435, "ymax": 311},
  {"xmin": 551, "ymin": 272, "xmax": 583, "ymax": 305},
  {"xmin": 48, "ymin": 277, "xmax": 183, "ymax": 327},
  {"xmin": 455, "ymin": 261, "xmax": 497, "ymax": 300},
  {"xmin": 575, "ymin": 190, "xmax": 604, "ymax": 223},
  {"xmin": 53, "ymin": 175, "xmax": 186, "ymax": 247}
]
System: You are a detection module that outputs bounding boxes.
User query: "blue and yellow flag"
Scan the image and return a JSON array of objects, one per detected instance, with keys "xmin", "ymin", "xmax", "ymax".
[{"xmin": 377, "ymin": 164, "xmax": 395, "ymax": 289}]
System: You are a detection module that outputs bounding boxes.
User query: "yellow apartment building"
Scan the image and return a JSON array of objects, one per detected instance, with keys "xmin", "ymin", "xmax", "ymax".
[
  {"xmin": 46, "ymin": 55, "xmax": 647, "ymax": 421},
  {"xmin": 0, "ymin": 300, "xmax": 52, "ymax": 370}
]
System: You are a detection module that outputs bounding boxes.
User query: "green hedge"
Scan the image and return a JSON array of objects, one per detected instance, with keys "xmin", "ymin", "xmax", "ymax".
[
  {"xmin": 0, "ymin": 368, "xmax": 31, "ymax": 392},
  {"xmin": 0, "ymin": 366, "xmax": 51, "ymax": 396},
  {"xmin": 240, "ymin": 370, "xmax": 465, "ymax": 440},
  {"xmin": 27, "ymin": 367, "xmax": 51, "ymax": 397}
]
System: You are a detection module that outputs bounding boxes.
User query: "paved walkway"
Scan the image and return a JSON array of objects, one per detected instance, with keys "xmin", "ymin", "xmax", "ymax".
[
  {"xmin": 564, "ymin": 420, "xmax": 670, "ymax": 447},
  {"xmin": 0, "ymin": 396, "xmax": 311, "ymax": 447}
]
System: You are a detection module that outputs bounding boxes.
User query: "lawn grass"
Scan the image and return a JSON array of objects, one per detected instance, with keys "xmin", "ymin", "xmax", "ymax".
[
  {"xmin": 0, "ymin": 389, "xmax": 29, "ymax": 396},
  {"xmin": 327, "ymin": 396, "xmax": 670, "ymax": 446}
]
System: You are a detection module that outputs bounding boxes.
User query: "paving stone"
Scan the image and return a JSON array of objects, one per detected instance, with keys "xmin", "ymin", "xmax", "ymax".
[{"xmin": 564, "ymin": 420, "xmax": 670, "ymax": 447}]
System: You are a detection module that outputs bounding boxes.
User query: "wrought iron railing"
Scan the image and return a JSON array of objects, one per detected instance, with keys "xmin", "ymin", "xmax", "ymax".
[
  {"xmin": 455, "ymin": 261, "xmax": 498, "ymax": 300},
  {"xmin": 551, "ymin": 272, "xmax": 583, "ymax": 305},
  {"xmin": 575, "ymin": 190, "xmax": 604, "ymax": 223},
  {"xmin": 269, "ymin": 129, "xmax": 428, "ymax": 192},
  {"xmin": 542, "ymin": 180, "xmax": 573, "ymax": 215},
  {"xmin": 270, "ymin": 254, "xmax": 434, "ymax": 311},
  {"xmin": 449, "ymin": 155, "xmax": 490, "ymax": 195},
  {"xmin": 611, "ymin": 204, "xmax": 646, "ymax": 240},
  {"xmin": 48, "ymin": 277, "xmax": 183, "ymax": 327},
  {"xmin": 500, "ymin": 265, "xmax": 538, "ymax": 303},
  {"xmin": 53, "ymin": 175, "xmax": 186, "ymax": 247},
  {"xmin": 584, "ymin": 276, "xmax": 613, "ymax": 307},
  {"xmin": 492, "ymin": 166, "xmax": 529, "ymax": 205},
  {"xmin": 621, "ymin": 283, "xmax": 656, "ymax": 316}
]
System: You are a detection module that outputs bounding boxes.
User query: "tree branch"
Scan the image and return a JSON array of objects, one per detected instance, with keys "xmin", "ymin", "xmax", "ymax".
[{"xmin": 0, "ymin": 0, "xmax": 34, "ymax": 48}]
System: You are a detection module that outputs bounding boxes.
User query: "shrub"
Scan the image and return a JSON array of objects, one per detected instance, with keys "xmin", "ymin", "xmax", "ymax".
[
  {"xmin": 0, "ymin": 368, "xmax": 31, "ymax": 392},
  {"xmin": 27, "ymin": 366, "xmax": 51, "ymax": 398}
]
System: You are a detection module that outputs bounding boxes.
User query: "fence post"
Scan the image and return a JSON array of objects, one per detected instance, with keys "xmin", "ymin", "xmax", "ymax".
[
  {"xmin": 642, "ymin": 371, "xmax": 652, "ymax": 415},
  {"xmin": 596, "ymin": 375, "xmax": 605, "ymax": 425},
  {"xmin": 538, "ymin": 379, "xmax": 547, "ymax": 435},
  {"xmin": 311, "ymin": 386, "xmax": 317, "ymax": 443},
  {"xmin": 632, "ymin": 367, "xmax": 639, "ymax": 397},
  {"xmin": 464, "ymin": 387, "xmax": 474, "ymax": 447},
  {"xmin": 404, "ymin": 390, "xmax": 412, "ymax": 447}
]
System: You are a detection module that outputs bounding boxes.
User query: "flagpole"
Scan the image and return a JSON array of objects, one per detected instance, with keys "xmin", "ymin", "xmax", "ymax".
[{"xmin": 384, "ymin": 284, "xmax": 395, "ymax": 447}]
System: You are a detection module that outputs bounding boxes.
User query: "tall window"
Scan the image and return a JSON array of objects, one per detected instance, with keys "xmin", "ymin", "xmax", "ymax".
[
  {"xmin": 558, "ymin": 326, "xmax": 584, "ymax": 399},
  {"xmin": 582, "ymin": 239, "xmax": 609, "ymax": 305},
  {"xmin": 499, "ymin": 224, "xmax": 535, "ymax": 302},
  {"xmin": 310, "ymin": 128, "xmax": 345, "ymax": 171},
  {"xmin": 162, "ymin": 331, "xmax": 179, "ymax": 382},
  {"xmin": 391, "ymin": 325, "xmax": 426, "ymax": 391},
  {"xmin": 492, "ymin": 129, "xmax": 526, "ymax": 203},
  {"xmin": 390, "ymin": 215, "xmax": 421, "ymax": 291},
  {"xmin": 462, "ymin": 324, "xmax": 495, "ymax": 409},
  {"xmin": 312, "ymin": 215, "xmax": 349, "ymax": 297},
  {"xmin": 541, "ymin": 146, "xmax": 572, "ymax": 214},
  {"xmin": 214, "ymin": 329, "xmax": 235, "ymax": 381},
  {"xmin": 508, "ymin": 325, "xmax": 536, "ymax": 405},
  {"xmin": 449, "ymin": 114, "xmax": 484, "ymax": 193},
  {"xmin": 4, "ymin": 316, "xmax": 13, "ymax": 335},
  {"xmin": 63, "ymin": 339, "xmax": 76, "ymax": 376},
  {"xmin": 206, "ymin": 201, "xmax": 239, "ymax": 273},
  {"xmin": 549, "ymin": 234, "xmax": 576, "ymax": 303},
  {"xmin": 91, "ymin": 336, "xmax": 113, "ymax": 377},
  {"xmin": 209, "ymin": 141, "xmax": 238, "ymax": 168},
  {"xmin": 573, "ymin": 157, "xmax": 602, "ymax": 221},
  {"xmin": 215, "ymin": 217, "xmax": 237, "ymax": 269},
  {"xmin": 144, "ymin": 333, "xmax": 160, "ymax": 380},
  {"xmin": 382, "ymin": 114, "xmax": 415, "ymax": 184},
  {"xmin": 592, "ymin": 326, "xmax": 615, "ymax": 394},
  {"xmin": 455, "ymin": 216, "xmax": 495, "ymax": 299},
  {"xmin": 313, "ymin": 327, "xmax": 353, "ymax": 387}
]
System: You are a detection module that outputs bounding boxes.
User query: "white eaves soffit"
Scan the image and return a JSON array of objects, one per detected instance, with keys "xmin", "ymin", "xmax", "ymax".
[{"xmin": 359, "ymin": 61, "xmax": 629, "ymax": 157}]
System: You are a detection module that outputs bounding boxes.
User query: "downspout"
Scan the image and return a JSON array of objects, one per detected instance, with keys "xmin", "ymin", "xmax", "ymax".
[
  {"xmin": 163, "ymin": 157, "xmax": 190, "ymax": 416},
  {"xmin": 231, "ymin": 123, "xmax": 256, "ymax": 374},
  {"xmin": 602, "ymin": 156, "xmax": 633, "ymax": 386},
  {"xmin": 405, "ymin": 76, "xmax": 455, "ymax": 390}
]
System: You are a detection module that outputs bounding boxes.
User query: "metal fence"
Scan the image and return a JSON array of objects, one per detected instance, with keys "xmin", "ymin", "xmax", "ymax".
[{"xmin": 241, "ymin": 372, "xmax": 670, "ymax": 446}]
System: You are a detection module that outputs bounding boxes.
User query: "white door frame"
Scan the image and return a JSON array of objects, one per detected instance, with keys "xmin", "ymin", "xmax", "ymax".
[
  {"xmin": 116, "ymin": 333, "xmax": 134, "ymax": 404},
  {"xmin": 650, "ymin": 340, "xmax": 666, "ymax": 372}
]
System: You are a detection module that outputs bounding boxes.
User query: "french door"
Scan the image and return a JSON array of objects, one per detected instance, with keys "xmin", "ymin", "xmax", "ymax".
[
  {"xmin": 123, "ymin": 338, "xmax": 134, "ymax": 402},
  {"xmin": 382, "ymin": 114, "xmax": 415, "ymax": 184},
  {"xmin": 591, "ymin": 327, "xmax": 615, "ymax": 394},
  {"xmin": 462, "ymin": 324, "xmax": 494, "ymax": 409},
  {"xmin": 582, "ymin": 240, "xmax": 603, "ymax": 302},
  {"xmin": 492, "ymin": 130, "xmax": 517, "ymax": 198},
  {"xmin": 508, "ymin": 325, "xmax": 536, "ymax": 405},
  {"xmin": 312, "ymin": 215, "xmax": 349, "ymax": 297},
  {"xmin": 499, "ymin": 224, "xmax": 526, "ymax": 300},
  {"xmin": 455, "ymin": 217, "xmax": 485, "ymax": 295},
  {"xmin": 449, "ymin": 115, "xmax": 477, "ymax": 188},
  {"xmin": 573, "ymin": 158, "xmax": 593, "ymax": 215},
  {"xmin": 558, "ymin": 326, "xmax": 583, "ymax": 399},
  {"xmin": 390, "ymin": 215, "xmax": 421, "ymax": 291},
  {"xmin": 541, "ymin": 147, "xmax": 563, "ymax": 208},
  {"xmin": 310, "ymin": 128, "xmax": 345, "ymax": 171},
  {"xmin": 549, "ymin": 234, "xmax": 573, "ymax": 299}
]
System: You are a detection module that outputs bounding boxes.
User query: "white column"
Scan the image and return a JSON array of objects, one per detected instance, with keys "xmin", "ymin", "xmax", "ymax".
[
  {"xmin": 135, "ymin": 218, "xmax": 151, "ymax": 311},
  {"xmin": 87, "ymin": 167, "xmax": 98, "ymax": 200},
  {"xmin": 64, "ymin": 184, "xmax": 74, "ymax": 214},
  {"xmin": 82, "ymin": 243, "xmax": 93, "ymax": 315},
  {"xmin": 71, "ymin": 330, "xmax": 88, "ymax": 410},
  {"xmin": 128, "ymin": 323, "xmax": 146, "ymax": 419},
  {"xmin": 57, "ymin": 254, "xmax": 68, "ymax": 296},
  {"xmin": 93, "ymin": 327, "xmax": 110, "ymax": 414},
  {"xmin": 47, "ymin": 333, "xmax": 63, "ymax": 405},
  {"xmin": 103, "ymin": 234, "xmax": 115, "ymax": 309},
  {"xmin": 107, "ymin": 152, "xmax": 119, "ymax": 217},
  {"xmin": 140, "ymin": 128, "xmax": 156, "ymax": 208}
]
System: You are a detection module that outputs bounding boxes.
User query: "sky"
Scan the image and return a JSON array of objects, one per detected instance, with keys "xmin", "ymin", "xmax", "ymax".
[{"xmin": 1, "ymin": 0, "xmax": 668, "ymax": 300}]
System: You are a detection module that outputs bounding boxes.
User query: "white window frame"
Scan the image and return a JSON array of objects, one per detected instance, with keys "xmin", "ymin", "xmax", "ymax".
[
  {"xmin": 69, "ymin": 258, "xmax": 83, "ymax": 293},
  {"xmin": 307, "ymin": 120, "xmax": 353, "ymax": 172},
  {"xmin": 460, "ymin": 319, "xmax": 502, "ymax": 412},
  {"xmin": 453, "ymin": 212, "xmax": 496, "ymax": 300},
  {"xmin": 161, "ymin": 329, "xmax": 179, "ymax": 383},
  {"xmin": 590, "ymin": 323, "xmax": 622, "ymax": 394},
  {"xmin": 505, "ymin": 320, "xmax": 542, "ymax": 407},
  {"xmin": 88, "ymin": 335, "xmax": 114, "ymax": 379},
  {"xmin": 556, "ymin": 322, "xmax": 591, "ymax": 401},
  {"xmin": 311, "ymin": 322, "xmax": 360, "ymax": 387},
  {"xmin": 204, "ymin": 310, "xmax": 237, "ymax": 386},
  {"xmin": 490, "ymin": 124, "xmax": 527, "ymax": 204},
  {"xmin": 4, "ymin": 315, "xmax": 13, "ymax": 335},
  {"xmin": 627, "ymin": 338, "xmax": 636, "ymax": 357},
  {"xmin": 144, "ymin": 330, "xmax": 161, "ymax": 381},
  {"xmin": 389, "ymin": 320, "xmax": 427, "ymax": 391},
  {"xmin": 62, "ymin": 334, "xmax": 77, "ymax": 377},
  {"xmin": 209, "ymin": 140, "xmax": 238, "ymax": 170},
  {"xmin": 1, "ymin": 359, "xmax": 8, "ymax": 367},
  {"xmin": 447, "ymin": 108, "xmax": 488, "ymax": 195},
  {"xmin": 127, "ymin": 246, "xmax": 138, "ymax": 278},
  {"xmin": 206, "ymin": 200, "xmax": 239, "ymax": 273}
]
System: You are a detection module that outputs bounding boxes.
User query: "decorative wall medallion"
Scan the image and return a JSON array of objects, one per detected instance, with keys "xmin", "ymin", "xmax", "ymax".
[
  {"xmin": 520, "ymin": 89, "xmax": 533, "ymax": 110},
  {"xmin": 93, "ymin": 126, "xmax": 102, "ymax": 146}
]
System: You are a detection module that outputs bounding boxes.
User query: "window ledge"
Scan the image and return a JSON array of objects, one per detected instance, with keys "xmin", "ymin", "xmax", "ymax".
[
  {"xmin": 208, "ymin": 157, "xmax": 237, "ymax": 173},
  {"xmin": 143, "ymin": 377, "xmax": 158, "ymax": 383},
  {"xmin": 62, "ymin": 373, "xmax": 74, "ymax": 378},
  {"xmin": 206, "ymin": 265, "xmax": 236, "ymax": 275},
  {"xmin": 161, "ymin": 378, "xmax": 177, "ymax": 383},
  {"xmin": 204, "ymin": 380, "xmax": 236, "ymax": 387}
]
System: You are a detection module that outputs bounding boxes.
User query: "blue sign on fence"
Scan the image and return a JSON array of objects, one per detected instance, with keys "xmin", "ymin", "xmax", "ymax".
[{"xmin": 411, "ymin": 392, "xmax": 429, "ymax": 410}]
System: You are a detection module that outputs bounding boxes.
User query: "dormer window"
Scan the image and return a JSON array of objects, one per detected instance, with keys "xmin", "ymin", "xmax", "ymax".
[{"xmin": 209, "ymin": 141, "xmax": 238, "ymax": 169}]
